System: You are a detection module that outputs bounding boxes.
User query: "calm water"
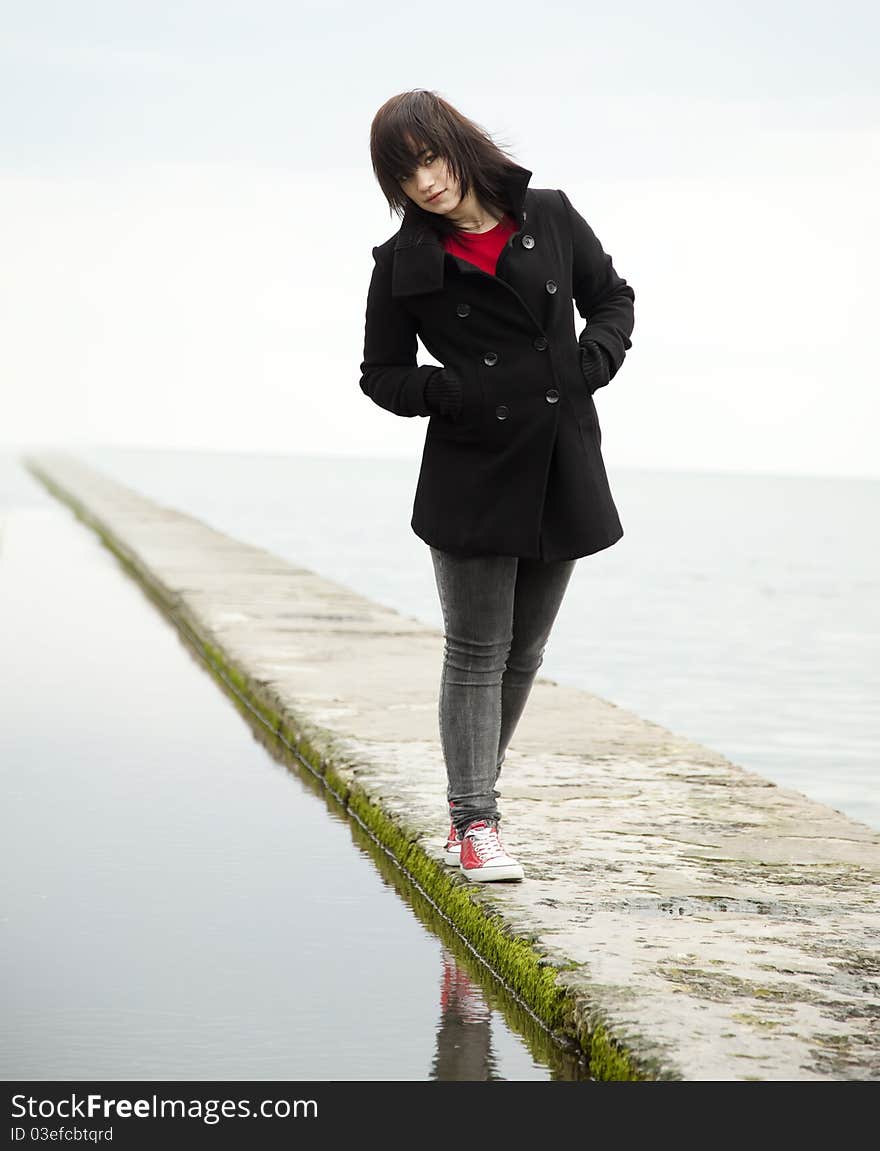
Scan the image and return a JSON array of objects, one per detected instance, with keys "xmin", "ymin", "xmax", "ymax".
[
  {"xmin": 0, "ymin": 456, "xmax": 587, "ymax": 1081},
  {"xmin": 67, "ymin": 447, "xmax": 880, "ymax": 832}
]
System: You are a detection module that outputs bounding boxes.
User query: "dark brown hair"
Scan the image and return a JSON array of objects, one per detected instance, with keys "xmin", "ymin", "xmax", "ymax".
[{"xmin": 369, "ymin": 89, "xmax": 520, "ymax": 235}]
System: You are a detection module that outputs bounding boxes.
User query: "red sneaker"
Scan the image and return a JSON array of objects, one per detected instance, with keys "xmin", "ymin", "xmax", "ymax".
[
  {"xmin": 444, "ymin": 821, "xmax": 462, "ymax": 865},
  {"xmin": 459, "ymin": 820, "xmax": 524, "ymax": 883},
  {"xmin": 443, "ymin": 801, "xmax": 461, "ymax": 865}
]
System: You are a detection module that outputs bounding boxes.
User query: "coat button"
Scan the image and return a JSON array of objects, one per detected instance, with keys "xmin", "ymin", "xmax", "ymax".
[
  {"xmin": 483, "ymin": 351, "xmax": 499, "ymax": 366},
  {"xmin": 456, "ymin": 302, "xmax": 471, "ymax": 317},
  {"xmin": 545, "ymin": 279, "xmax": 557, "ymax": 294},
  {"xmin": 533, "ymin": 336, "xmax": 548, "ymax": 351},
  {"xmin": 545, "ymin": 389, "xmax": 560, "ymax": 404},
  {"xmin": 495, "ymin": 404, "xmax": 509, "ymax": 420},
  {"xmin": 521, "ymin": 234, "xmax": 535, "ymax": 249}
]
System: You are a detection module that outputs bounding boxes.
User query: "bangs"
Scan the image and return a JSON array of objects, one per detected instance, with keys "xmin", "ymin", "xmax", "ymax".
[
  {"xmin": 371, "ymin": 93, "xmax": 456, "ymax": 185},
  {"xmin": 381, "ymin": 136, "xmax": 435, "ymax": 182}
]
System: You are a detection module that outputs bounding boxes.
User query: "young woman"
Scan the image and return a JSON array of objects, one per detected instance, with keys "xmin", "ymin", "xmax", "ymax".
[{"xmin": 360, "ymin": 90, "xmax": 635, "ymax": 883}]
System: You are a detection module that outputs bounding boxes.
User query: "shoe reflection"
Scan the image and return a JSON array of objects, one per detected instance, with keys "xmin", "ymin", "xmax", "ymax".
[{"xmin": 430, "ymin": 946, "xmax": 502, "ymax": 1080}]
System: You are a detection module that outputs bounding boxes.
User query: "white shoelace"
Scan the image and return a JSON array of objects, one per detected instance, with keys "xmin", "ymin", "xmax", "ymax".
[{"xmin": 466, "ymin": 824, "xmax": 506, "ymax": 862}]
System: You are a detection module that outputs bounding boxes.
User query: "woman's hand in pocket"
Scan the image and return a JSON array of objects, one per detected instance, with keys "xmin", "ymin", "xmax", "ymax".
[
  {"xmin": 423, "ymin": 366, "xmax": 464, "ymax": 420},
  {"xmin": 579, "ymin": 341, "xmax": 612, "ymax": 394}
]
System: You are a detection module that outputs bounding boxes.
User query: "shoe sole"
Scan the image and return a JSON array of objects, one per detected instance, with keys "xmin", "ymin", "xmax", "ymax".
[
  {"xmin": 460, "ymin": 863, "xmax": 524, "ymax": 882},
  {"xmin": 443, "ymin": 846, "xmax": 461, "ymax": 866}
]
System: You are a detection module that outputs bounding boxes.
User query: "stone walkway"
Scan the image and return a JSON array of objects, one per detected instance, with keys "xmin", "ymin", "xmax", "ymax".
[{"xmin": 25, "ymin": 451, "xmax": 880, "ymax": 1081}]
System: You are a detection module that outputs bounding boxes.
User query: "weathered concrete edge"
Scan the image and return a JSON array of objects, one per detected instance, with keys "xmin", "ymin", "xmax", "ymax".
[{"xmin": 25, "ymin": 455, "xmax": 680, "ymax": 1082}]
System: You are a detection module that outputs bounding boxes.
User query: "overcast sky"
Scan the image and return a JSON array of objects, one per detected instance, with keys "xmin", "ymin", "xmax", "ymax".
[{"xmin": 2, "ymin": 0, "xmax": 878, "ymax": 477}]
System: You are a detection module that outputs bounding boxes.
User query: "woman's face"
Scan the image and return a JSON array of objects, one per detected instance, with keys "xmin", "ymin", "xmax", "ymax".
[{"xmin": 398, "ymin": 145, "xmax": 461, "ymax": 215}]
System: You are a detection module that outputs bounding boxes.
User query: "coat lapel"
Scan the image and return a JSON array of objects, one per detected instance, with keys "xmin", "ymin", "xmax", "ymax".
[{"xmin": 391, "ymin": 163, "xmax": 533, "ymax": 298}]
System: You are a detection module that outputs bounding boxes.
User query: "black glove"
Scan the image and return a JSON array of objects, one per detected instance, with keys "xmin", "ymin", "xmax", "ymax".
[
  {"xmin": 423, "ymin": 367, "xmax": 464, "ymax": 419},
  {"xmin": 580, "ymin": 340, "xmax": 613, "ymax": 394}
]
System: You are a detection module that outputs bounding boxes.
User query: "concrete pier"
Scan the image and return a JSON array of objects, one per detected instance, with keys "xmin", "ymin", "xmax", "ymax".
[{"xmin": 25, "ymin": 450, "xmax": 880, "ymax": 1081}]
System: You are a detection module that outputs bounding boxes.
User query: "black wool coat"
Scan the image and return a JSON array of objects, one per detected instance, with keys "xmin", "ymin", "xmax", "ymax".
[{"xmin": 359, "ymin": 162, "xmax": 635, "ymax": 561}]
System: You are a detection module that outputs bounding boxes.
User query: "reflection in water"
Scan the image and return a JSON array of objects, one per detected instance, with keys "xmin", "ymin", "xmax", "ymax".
[
  {"xmin": 431, "ymin": 947, "xmax": 502, "ymax": 1081},
  {"xmin": 233, "ymin": 690, "xmax": 592, "ymax": 1081},
  {"xmin": 2, "ymin": 464, "xmax": 593, "ymax": 1080},
  {"xmin": 221, "ymin": 670, "xmax": 591, "ymax": 1080}
]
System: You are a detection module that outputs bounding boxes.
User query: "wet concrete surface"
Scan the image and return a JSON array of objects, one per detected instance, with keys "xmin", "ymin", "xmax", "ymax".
[{"xmin": 18, "ymin": 451, "xmax": 880, "ymax": 1081}]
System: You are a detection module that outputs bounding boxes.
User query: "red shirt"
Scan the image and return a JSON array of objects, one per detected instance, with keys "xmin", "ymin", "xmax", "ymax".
[{"xmin": 441, "ymin": 212, "xmax": 518, "ymax": 275}]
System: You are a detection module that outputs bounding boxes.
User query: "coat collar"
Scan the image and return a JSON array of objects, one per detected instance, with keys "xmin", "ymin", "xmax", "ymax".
[{"xmin": 391, "ymin": 162, "xmax": 533, "ymax": 297}]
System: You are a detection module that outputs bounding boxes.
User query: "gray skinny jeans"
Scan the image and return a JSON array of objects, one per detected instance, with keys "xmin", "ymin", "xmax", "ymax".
[{"xmin": 429, "ymin": 546, "xmax": 577, "ymax": 837}]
